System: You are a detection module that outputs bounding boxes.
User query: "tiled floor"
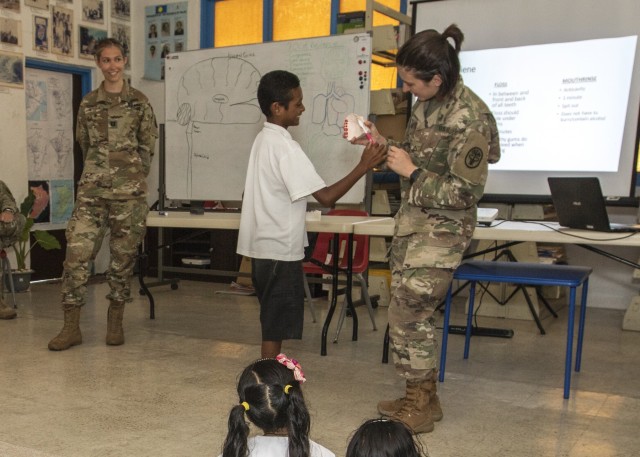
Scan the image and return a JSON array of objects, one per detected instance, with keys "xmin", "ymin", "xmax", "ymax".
[{"xmin": 1, "ymin": 278, "xmax": 639, "ymax": 457}]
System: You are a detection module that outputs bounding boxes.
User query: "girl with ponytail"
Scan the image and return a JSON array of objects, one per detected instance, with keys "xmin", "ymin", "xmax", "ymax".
[{"xmin": 221, "ymin": 354, "xmax": 334, "ymax": 457}]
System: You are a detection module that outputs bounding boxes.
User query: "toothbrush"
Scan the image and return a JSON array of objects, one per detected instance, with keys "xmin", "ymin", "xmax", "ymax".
[{"xmin": 357, "ymin": 118, "xmax": 374, "ymax": 143}]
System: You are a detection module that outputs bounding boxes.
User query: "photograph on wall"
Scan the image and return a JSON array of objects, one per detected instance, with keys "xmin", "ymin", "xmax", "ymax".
[
  {"xmin": 79, "ymin": 25, "xmax": 107, "ymax": 60},
  {"xmin": 28, "ymin": 180, "xmax": 51, "ymax": 224},
  {"xmin": 111, "ymin": 22, "xmax": 130, "ymax": 69},
  {"xmin": 0, "ymin": 17, "xmax": 22, "ymax": 47},
  {"xmin": 33, "ymin": 15, "xmax": 49, "ymax": 52},
  {"xmin": 51, "ymin": 6, "xmax": 73, "ymax": 57},
  {"xmin": 144, "ymin": 2, "xmax": 187, "ymax": 81},
  {"xmin": 0, "ymin": 50, "xmax": 23, "ymax": 88},
  {"xmin": 81, "ymin": 0, "xmax": 104, "ymax": 24},
  {"xmin": 24, "ymin": 0, "xmax": 49, "ymax": 10},
  {"xmin": 0, "ymin": 0, "xmax": 20, "ymax": 13},
  {"xmin": 112, "ymin": 0, "xmax": 130, "ymax": 21}
]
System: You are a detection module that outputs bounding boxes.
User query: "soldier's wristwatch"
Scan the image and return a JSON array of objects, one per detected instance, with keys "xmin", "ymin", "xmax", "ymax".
[{"xmin": 409, "ymin": 168, "xmax": 423, "ymax": 185}]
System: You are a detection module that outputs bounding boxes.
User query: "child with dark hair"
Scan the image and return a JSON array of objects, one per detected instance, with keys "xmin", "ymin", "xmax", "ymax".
[
  {"xmin": 237, "ymin": 70, "xmax": 386, "ymax": 358},
  {"xmin": 346, "ymin": 419, "xmax": 428, "ymax": 457},
  {"xmin": 221, "ymin": 354, "xmax": 334, "ymax": 457}
]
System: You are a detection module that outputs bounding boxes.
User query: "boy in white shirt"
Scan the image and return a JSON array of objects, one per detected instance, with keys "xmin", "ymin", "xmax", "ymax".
[{"xmin": 237, "ymin": 70, "xmax": 386, "ymax": 357}]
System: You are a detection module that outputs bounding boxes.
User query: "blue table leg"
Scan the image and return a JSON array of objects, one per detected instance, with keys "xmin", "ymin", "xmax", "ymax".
[
  {"xmin": 564, "ymin": 287, "xmax": 577, "ymax": 399},
  {"xmin": 575, "ymin": 278, "xmax": 589, "ymax": 372},
  {"xmin": 464, "ymin": 281, "xmax": 476, "ymax": 359},
  {"xmin": 439, "ymin": 285, "xmax": 453, "ymax": 382}
]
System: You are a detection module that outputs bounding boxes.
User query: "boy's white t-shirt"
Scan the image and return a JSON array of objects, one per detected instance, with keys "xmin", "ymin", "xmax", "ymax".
[
  {"xmin": 237, "ymin": 122, "xmax": 326, "ymax": 261},
  {"xmin": 219, "ymin": 436, "xmax": 335, "ymax": 457}
]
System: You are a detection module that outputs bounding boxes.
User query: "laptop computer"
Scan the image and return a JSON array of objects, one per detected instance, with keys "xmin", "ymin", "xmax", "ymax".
[{"xmin": 547, "ymin": 177, "xmax": 640, "ymax": 232}]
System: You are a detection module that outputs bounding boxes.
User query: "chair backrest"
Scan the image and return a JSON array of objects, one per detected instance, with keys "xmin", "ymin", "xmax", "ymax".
[{"xmin": 308, "ymin": 209, "xmax": 370, "ymax": 274}]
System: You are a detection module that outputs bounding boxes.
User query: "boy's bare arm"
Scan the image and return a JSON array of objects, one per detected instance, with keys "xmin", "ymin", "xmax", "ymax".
[{"xmin": 313, "ymin": 142, "xmax": 387, "ymax": 208}]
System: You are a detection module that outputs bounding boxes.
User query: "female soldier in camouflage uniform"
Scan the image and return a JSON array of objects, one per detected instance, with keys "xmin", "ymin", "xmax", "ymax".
[
  {"xmin": 354, "ymin": 24, "xmax": 501, "ymax": 433},
  {"xmin": 49, "ymin": 38, "xmax": 157, "ymax": 350},
  {"xmin": 0, "ymin": 180, "xmax": 25, "ymax": 320}
]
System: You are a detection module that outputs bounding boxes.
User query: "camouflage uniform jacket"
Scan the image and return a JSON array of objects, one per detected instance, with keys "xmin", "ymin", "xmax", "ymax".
[
  {"xmin": 0, "ymin": 180, "xmax": 19, "ymax": 214},
  {"xmin": 76, "ymin": 80, "xmax": 158, "ymax": 200},
  {"xmin": 391, "ymin": 78, "xmax": 500, "ymax": 264}
]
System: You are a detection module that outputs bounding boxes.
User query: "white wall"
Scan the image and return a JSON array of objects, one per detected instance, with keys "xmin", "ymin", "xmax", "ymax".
[{"xmin": 133, "ymin": 0, "xmax": 201, "ymax": 210}]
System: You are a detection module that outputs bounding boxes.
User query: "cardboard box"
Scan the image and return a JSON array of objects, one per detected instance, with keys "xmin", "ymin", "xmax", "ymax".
[
  {"xmin": 372, "ymin": 25, "xmax": 398, "ymax": 52},
  {"xmin": 374, "ymin": 114, "xmax": 407, "ymax": 142},
  {"xmin": 370, "ymin": 89, "xmax": 406, "ymax": 115}
]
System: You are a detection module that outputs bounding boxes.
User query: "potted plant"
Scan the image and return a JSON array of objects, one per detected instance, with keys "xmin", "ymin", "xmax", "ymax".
[{"xmin": 9, "ymin": 191, "xmax": 61, "ymax": 291}]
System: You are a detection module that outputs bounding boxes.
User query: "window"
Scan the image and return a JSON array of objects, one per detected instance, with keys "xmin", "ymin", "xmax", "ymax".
[
  {"xmin": 208, "ymin": 0, "xmax": 405, "ymax": 89},
  {"xmin": 273, "ymin": 0, "xmax": 331, "ymax": 40},
  {"xmin": 214, "ymin": 0, "xmax": 263, "ymax": 47}
]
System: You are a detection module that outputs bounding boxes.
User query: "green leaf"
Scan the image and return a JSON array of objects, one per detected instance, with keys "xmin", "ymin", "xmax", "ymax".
[
  {"xmin": 19, "ymin": 192, "xmax": 35, "ymax": 217},
  {"xmin": 33, "ymin": 230, "xmax": 61, "ymax": 250}
]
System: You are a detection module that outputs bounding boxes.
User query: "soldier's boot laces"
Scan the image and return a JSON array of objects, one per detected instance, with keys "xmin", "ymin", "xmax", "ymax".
[
  {"xmin": 106, "ymin": 301, "xmax": 125, "ymax": 346},
  {"xmin": 48, "ymin": 306, "xmax": 82, "ymax": 351},
  {"xmin": 0, "ymin": 298, "xmax": 17, "ymax": 320},
  {"xmin": 378, "ymin": 372, "xmax": 443, "ymax": 422},
  {"xmin": 391, "ymin": 379, "xmax": 435, "ymax": 434}
]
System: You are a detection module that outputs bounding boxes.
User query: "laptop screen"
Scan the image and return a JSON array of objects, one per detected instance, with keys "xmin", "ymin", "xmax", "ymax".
[{"xmin": 547, "ymin": 177, "xmax": 612, "ymax": 231}]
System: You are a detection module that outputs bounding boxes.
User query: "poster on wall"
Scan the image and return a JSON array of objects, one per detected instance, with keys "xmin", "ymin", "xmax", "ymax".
[
  {"xmin": 81, "ymin": 0, "xmax": 104, "ymax": 24},
  {"xmin": 144, "ymin": 2, "xmax": 187, "ymax": 81},
  {"xmin": 33, "ymin": 15, "xmax": 49, "ymax": 52},
  {"xmin": 0, "ymin": 17, "xmax": 22, "ymax": 47},
  {"xmin": 0, "ymin": 50, "xmax": 23, "ymax": 88},
  {"xmin": 78, "ymin": 25, "xmax": 107, "ymax": 59},
  {"xmin": 111, "ymin": 21, "xmax": 131, "ymax": 69},
  {"xmin": 24, "ymin": 0, "xmax": 48, "ymax": 10},
  {"xmin": 51, "ymin": 6, "xmax": 74, "ymax": 57},
  {"xmin": 112, "ymin": 0, "xmax": 130, "ymax": 21},
  {"xmin": 0, "ymin": 0, "xmax": 20, "ymax": 13},
  {"xmin": 25, "ymin": 68, "xmax": 75, "ymax": 227}
]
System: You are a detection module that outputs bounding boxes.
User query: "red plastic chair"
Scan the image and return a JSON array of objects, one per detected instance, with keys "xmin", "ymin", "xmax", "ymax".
[{"xmin": 302, "ymin": 209, "xmax": 377, "ymax": 342}]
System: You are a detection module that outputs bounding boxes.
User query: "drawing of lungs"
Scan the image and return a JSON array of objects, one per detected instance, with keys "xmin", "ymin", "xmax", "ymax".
[{"xmin": 312, "ymin": 81, "xmax": 355, "ymax": 136}]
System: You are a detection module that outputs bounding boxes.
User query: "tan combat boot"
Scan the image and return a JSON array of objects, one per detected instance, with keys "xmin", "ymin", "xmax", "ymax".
[
  {"xmin": 0, "ymin": 298, "xmax": 17, "ymax": 319},
  {"xmin": 378, "ymin": 371, "xmax": 443, "ymax": 422},
  {"xmin": 391, "ymin": 379, "xmax": 434, "ymax": 434},
  {"xmin": 48, "ymin": 306, "xmax": 82, "ymax": 351},
  {"xmin": 377, "ymin": 395, "xmax": 405, "ymax": 416},
  {"xmin": 428, "ymin": 371, "xmax": 443, "ymax": 422},
  {"xmin": 106, "ymin": 300, "xmax": 125, "ymax": 346}
]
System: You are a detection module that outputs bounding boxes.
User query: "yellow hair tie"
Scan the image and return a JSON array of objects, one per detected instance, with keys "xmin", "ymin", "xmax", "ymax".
[
  {"xmin": 284, "ymin": 385, "xmax": 292, "ymax": 394},
  {"xmin": 241, "ymin": 401, "xmax": 250, "ymax": 411}
]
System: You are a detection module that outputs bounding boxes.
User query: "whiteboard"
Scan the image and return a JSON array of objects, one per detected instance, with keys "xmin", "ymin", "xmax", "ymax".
[{"xmin": 164, "ymin": 33, "xmax": 372, "ymax": 203}]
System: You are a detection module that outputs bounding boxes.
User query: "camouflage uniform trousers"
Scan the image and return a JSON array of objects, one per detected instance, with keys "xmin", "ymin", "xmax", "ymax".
[
  {"xmin": 0, "ymin": 214, "xmax": 26, "ymax": 248},
  {"xmin": 61, "ymin": 196, "xmax": 148, "ymax": 308},
  {"xmin": 388, "ymin": 234, "xmax": 456, "ymax": 381}
]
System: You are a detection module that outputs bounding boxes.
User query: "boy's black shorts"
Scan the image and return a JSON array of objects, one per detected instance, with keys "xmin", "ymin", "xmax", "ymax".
[{"xmin": 251, "ymin": 258, "xmax": 305, "ymax": 341}]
